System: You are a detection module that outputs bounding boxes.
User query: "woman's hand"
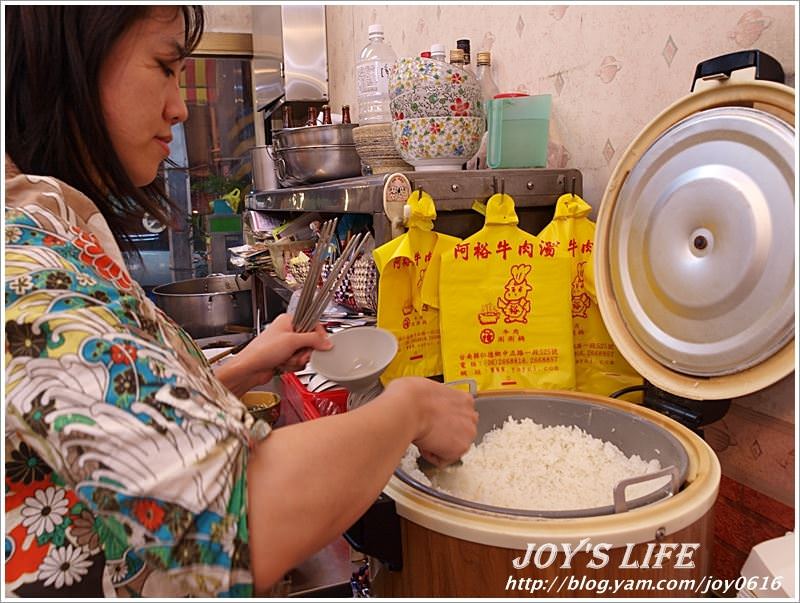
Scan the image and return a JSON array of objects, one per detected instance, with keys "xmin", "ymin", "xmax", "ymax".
[
  {"xmin": 214, "ymin": 313, "xmax": 332, "ymax": 397},
  {"xmin": 245, "ymin": 313, "xmax": 332, "ymax": 374},
  {"xmin": 384, "ymin": 377, "xmax": 478, "ymax": 467}
]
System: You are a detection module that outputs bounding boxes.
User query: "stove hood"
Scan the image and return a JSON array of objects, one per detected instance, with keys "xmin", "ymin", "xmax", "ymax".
[{"xmin": 251, "ymin": 5, "xmax": 329, "ymax": 113}]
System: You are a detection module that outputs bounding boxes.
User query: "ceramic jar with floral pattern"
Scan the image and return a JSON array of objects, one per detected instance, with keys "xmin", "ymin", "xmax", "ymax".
[
  {"xmin": 391, "ymin": 115, "xmax": 485, "ymax": 170},
  {"xmin": 389, "ymin": 56, "xmax": 480, "ymax": 97},
  {"xmin": 390, "ymin": 84, "xmax": 484, "ymax": 120}
]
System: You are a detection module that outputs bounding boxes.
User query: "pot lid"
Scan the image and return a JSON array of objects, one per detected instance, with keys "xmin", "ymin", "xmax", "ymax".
[{"xmin": 596, "ymin": 81, "xmax": 795, "ymax": 400}]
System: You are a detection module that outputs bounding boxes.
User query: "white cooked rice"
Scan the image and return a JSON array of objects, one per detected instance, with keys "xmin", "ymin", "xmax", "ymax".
[{"xmin": 400, "ymin": 416, "xmax": 666, "ymax": 511}]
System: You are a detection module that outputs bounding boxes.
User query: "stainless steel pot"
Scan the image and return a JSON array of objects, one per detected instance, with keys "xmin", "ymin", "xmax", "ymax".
[
  {"xmin": 152, "ymin": 274, "xmax": 253, "ymax": 339},
  {"xmin": 273, "ymin": 123, "xmax": 358, "ymax": 149},
  {"xmin": 273, "ymin": 144, "xmax": 362, "ymax": 186},
  {"xmin": 251, "ymin": 145, "xmax": 279, "ymax": 191},
  {"xmin": 395, "ymin": 391, "xmax": 688, "ymax": 518}
]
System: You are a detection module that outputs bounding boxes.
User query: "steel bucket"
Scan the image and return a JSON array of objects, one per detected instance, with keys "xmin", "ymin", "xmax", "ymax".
[{"xmin": 152, "ymin": 274, "xmax": 253, "ymax": 339}]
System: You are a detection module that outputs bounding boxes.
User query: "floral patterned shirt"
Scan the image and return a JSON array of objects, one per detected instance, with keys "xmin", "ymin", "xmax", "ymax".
[{"xmin": 4, "ymin": 156, "xmax": 263, "ymax": 597}]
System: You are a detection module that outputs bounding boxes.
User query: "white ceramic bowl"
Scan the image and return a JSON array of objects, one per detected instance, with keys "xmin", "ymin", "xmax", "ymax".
[
  {"xmin": 310, "ymin": 327, "xmax": 398, "ymax": 393},
  {"xmin": 390, "ymin": 84, "xmax": 484, "ymax": 120},
  {"xmin": 391, "ymin": 116, "xmax": 485, "ymax": 171},
  {"xmin": 389, "ymin": 56, "xmax": 480, "ymax": 97}
]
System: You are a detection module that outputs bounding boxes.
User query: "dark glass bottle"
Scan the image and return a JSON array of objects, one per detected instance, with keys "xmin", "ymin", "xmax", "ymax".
[
  {"xmin": 306, "ymin": 106, "xmax": 317, "ymax": 126},
  {"xmin": 321, "ymin": 105, "xmax": 332, "ymax": 125},
  {"xmin": 456, "ymin": 38, "xmax": 472, "ymax": 73},
  {"xmin": 341, "ymin": 105, "xmax": 352, "ymax": 124},
  {"xmin": 282, "ymin": 104, "xmax": 293, "ymax": 129}
]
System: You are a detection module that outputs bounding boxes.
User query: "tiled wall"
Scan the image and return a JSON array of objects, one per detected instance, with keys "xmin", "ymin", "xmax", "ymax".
[
  {"xmin": 204, "ymin": 5, "xmax": 252, "ymax": 33},
  {"xmin": 326, "ymin": 4, "xmax": 795, "ymax": 204},
  {"xmin": 205, "ymin": 2, "xmax": 797, "ymax": 561}
]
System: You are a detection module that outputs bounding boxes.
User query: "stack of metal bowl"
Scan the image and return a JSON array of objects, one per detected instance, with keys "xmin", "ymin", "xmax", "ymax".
[{"xmin": 272, "ymin": 123, "xmax": 363, "ymax": 186}]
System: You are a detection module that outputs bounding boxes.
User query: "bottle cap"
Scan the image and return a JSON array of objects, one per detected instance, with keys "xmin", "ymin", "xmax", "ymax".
[
  {"xmin": 368, "ymin": 24, "xmax": 384, "ymax": 36},
  {"xmin": 420, "ymin": 51, "xmax": 432, "ymax": 58},
  {"xmin": 456, "ymin": 39, "xmax": 471, "ymax": 49},
  {"xmin": 430, "ymin": 43, "xmax": 446, "ymax": 54},
  {"xmin": 449, "ymin": 48, "xmax": 465, "ymax": 63},
  {"xmin": 477, "ymin": 51, "xmax": 491, "ymax": 65}
]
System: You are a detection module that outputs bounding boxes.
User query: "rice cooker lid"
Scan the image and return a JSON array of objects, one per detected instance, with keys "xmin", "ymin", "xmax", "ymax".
[{"xmin": 596, "ymin": 80, "xmax": 795, "ymax": 400}]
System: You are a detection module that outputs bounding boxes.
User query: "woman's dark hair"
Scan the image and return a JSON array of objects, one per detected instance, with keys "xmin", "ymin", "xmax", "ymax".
[{"xmin": 5, "ymin": 6, "xmax": 204, "ymax": 250}]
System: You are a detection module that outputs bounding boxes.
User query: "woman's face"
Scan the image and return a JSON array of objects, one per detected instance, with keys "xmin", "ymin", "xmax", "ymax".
[{"xmin": 99, "ymin": 8, "xmax": 189, "ymax": 187}]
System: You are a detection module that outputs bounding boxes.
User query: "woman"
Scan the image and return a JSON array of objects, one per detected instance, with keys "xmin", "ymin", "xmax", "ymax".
[{"xmin": 4, "ymin": 6, "xmax": 477, "ymax": 597}]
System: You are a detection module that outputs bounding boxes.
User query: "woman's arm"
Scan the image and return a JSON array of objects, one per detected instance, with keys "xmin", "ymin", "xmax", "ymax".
[{"xmin": 246, "ymin": 376, "xmax": 477, "ymax": 593}]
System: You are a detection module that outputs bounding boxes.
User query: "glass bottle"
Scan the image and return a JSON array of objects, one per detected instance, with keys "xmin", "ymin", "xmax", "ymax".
[
  {"xmin": 476, "ymin": 51, "xmax": 499, "ymax": 103},
  {"xmin": 355, "ymin": 23, "xmax": 397, "ymax": 124},
  {"xmin": 456, "ymin": 39, "xmax": 473, "ymax": 74},
  {"xmin": 430, "ymin": 43, "xmax": 446, "ymax": 62},
  {"xmin": 321, "ymin": 105, "xmax": 332, "ymax": 125},
  {"xmin": 282, "ymin": 104, "xmax": 293, "ymax": 129},
  {"xmin": 449, "ymin": 48, "xmax": 465, "ymax": 68},
  {"xmin": 341, "ymin": 105, "xmax": 352, "ymax": 124},
  {"xmin": 306, "ymin": 106, "xmax": 317, "ymax": 126}
]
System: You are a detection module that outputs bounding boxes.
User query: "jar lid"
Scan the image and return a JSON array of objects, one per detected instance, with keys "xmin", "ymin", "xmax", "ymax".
[
  {"xmin": 595, "ymin": 80, "xmax": 795, "ymax": 400},
  {"xmin": 449, "ymin": 48, "xmax": 465, "ymax": 62}
]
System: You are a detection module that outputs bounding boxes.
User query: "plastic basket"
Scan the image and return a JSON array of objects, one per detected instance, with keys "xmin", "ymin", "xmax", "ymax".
[
  {"xmin": 281, "ymin": 372, "xmax": 348, "ymax": 420},
  {"xmin": 267, "ymin": 239, "xmax": 314, "ymax": 280}
]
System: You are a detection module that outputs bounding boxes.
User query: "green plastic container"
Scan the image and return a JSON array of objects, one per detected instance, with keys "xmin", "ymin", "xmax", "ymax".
[{"xmin": 487, "ymin": 94, "xmax": 552, "ymax": 169}]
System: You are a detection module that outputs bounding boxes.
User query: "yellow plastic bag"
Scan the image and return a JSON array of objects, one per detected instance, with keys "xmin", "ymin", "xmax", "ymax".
[
  {"xmin": 439, "ymin": 193, "xmax": 575, "ymax": 391},
  {"xmin": 538, "ymin": 193, "xmax": 642, "ymax": 397},
  {"xmin": 373, "ymin": 190, "xmax": 461, "ymax": 382}
]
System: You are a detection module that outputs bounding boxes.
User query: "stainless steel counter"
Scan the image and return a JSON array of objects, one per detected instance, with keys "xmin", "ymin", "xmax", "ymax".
[{"xmin": 285, "ymin": 537, "xmax": 358, "ymax": 597}]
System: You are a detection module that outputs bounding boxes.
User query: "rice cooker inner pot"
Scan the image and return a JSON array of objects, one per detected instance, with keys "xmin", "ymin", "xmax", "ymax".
[{"xmin": 394, "ymin": 393, "xmax": 689, "ymax": 519}]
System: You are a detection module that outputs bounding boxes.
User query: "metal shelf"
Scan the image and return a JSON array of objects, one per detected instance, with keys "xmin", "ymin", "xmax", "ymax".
[{"xmin": 246, "ymin": 168, "xmax": 582, "ymax": 244}]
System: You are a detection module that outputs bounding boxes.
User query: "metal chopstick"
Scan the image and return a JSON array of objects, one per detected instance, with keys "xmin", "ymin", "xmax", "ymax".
[
  {"xmin": 298, "ymin": 219, "xmax": 338, "ymax": 327},
  {"xmin": 292, "ymin": 218, "xmax": 333, "ymax": 326},
  {"xmin": 292, "ymin": 218, "xmax": 337, "ymax": 330},
  {"xmin": 296, "ymin": 232, "xmax": 363, "ymax": 333},
  {"xmin": 296, "ymin": 232, "xmax": 368, "ymax": 333},
  {"xmin": 298, "ymin": 232, "xmax": 372, "ymax": 332}
]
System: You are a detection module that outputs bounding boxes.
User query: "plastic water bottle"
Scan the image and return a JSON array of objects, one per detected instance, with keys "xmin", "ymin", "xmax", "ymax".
[
  {"xmin": 355, "ymin": 24, "xmax": 397, "ymax": 124},
  {"xmin": 430, "ymin": 43, "xmax": 446, "ymax": 62}
]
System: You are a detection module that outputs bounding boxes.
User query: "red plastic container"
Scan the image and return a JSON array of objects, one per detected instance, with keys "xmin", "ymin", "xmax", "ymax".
[
  {"xmin": 493, "ymin": 92, "xmax": 529, "ymax": 99},
  {"xmin": 281, "ymin": 372, "xmax": 348, "ymax": 420}
]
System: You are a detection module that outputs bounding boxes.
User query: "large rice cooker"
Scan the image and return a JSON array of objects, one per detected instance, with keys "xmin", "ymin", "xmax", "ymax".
[{"xmin": 350, "ymin": 51, "xmax": 795, "ymax": 597}]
